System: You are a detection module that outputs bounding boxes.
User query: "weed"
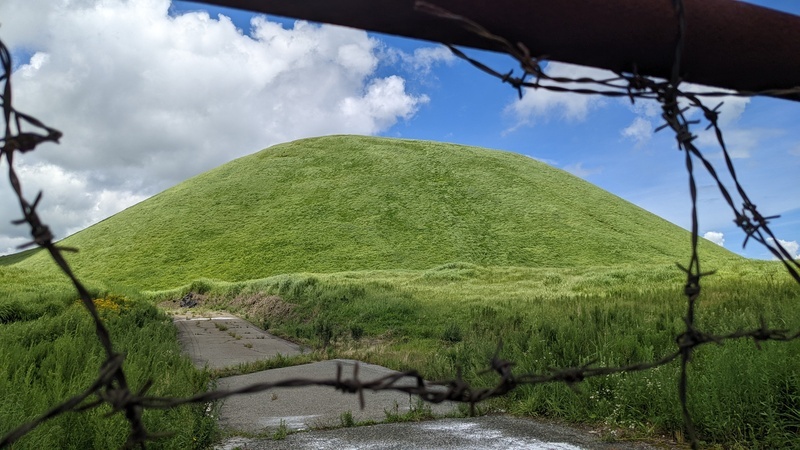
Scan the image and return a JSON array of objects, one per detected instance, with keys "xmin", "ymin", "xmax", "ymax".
[
  {"xmin": 350, "ymin": 323, "xmax": 364, "ymax": 341},
  {"xmin": 210, "ymin": 353, "xmax": 322, "ymax": 378},
  {"xmin": 441, "ymin": 322, "xmax": 463, "ymax": 343},
  {"xmin": 384, "ymin": 398, "xmax": 435, "ymax": 423},
  {"xmin": 314, "ymin": 318, "xmax": 334, "ymax": 348},
  {"xmin": 271, "ymin": 419, "xmax": 288, "ymax": 440},
  {"xmin": 339, "ymin": 410, "xmax": 355, "ymax": 427}
]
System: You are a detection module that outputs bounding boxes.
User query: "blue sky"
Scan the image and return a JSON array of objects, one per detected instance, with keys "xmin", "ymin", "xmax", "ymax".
[{"xmin": 1, "ymin": 0, "xmax": 798, "ymax": 260}]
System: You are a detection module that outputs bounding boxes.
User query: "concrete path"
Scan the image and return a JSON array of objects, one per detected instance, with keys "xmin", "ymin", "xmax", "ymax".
[
  {"xmin": 174, "ymin": 313, "xmax": 303, "ymax": 369},
  {"xmin": 172, "ymin": 310, "xmax": 458, "ymax": 432},
  {"xmin": 217, "ymin": 416, "xmax": 658, "ymax": 450},
  {"xmin": 217, "ymin": 359, "xmax": 457, "ymax": 432},
  {"xmin": 171, "ymin": 310, "xmax": 659, "ymax": 450}
]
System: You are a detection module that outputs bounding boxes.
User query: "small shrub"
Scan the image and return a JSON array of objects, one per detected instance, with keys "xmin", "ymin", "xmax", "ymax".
[
  {"xmin": 314, "ymin": 318, "xmax": 334, "ymax": 347},
  {"xmin": 441, "ymin": 323, "xmax": 463, "ymax": 343},
  {"xmin": 339, "ymin": 410, "xmax": 355, "ymax": 427},
  {"xmin": 271, "ymin": 419, "xmax": 288, "ymax": 440},
  {"xmin": 188, "ymin": 279, "xmax": 214, "ymax": 295},
  {"xmin": 349, "ymin": 324, "xmax": 364, "ymax": 341}
]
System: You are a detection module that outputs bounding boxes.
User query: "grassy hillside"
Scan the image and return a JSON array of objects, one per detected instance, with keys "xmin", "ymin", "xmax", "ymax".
[
  {"xmin": 0, "ymin": 247, "xmax": 39, "ymax": 266},
  {"xmin": 10, "ymin": 135, "xmax": 738, "ymax": 290}
]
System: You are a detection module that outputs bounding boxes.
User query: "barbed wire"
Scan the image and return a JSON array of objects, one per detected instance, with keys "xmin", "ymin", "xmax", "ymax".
[
  {"xmin": 414, "ymin": 2, "xmax": 800, "ymax": 448},
  {"xmin": 2, "ymin": 1, "xmax": 800, "ymax": 449}
]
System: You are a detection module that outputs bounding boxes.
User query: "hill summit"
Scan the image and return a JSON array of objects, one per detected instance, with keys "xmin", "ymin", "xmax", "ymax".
[{"xmin": 12, "ymin": 135, "xmax": 737, "ymax": 289}]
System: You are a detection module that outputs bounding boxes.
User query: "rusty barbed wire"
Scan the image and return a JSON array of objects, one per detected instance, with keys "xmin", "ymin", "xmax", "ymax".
[
  {"xmin": 0, "ymin": 39, "xmax": 149, "ymax": 448},
  {"xmin": 413, "ymin": 2, "xmax": 800, "ymax": 102},
  {"xmin": 2, "ymin": 1, "xmax": 800, "ymax": 448}
]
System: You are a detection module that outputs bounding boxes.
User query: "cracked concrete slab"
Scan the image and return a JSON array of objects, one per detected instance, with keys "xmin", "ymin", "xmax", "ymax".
[
  {"xmin": 174, "ymin": 313, "xmax": 302, "ymax": 369},
  {"xmin": 216, "ymin": 359, "xmax": 458, "ymax": 433}
]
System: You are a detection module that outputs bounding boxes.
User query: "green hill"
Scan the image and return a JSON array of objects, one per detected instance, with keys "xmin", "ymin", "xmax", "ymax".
[{"xmin": 9, "ymin": 135, "xmax": 738, "ymax": 289}]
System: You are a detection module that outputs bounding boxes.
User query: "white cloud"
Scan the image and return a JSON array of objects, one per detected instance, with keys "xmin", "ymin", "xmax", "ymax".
[
  {"xmin": 621, "ymin": 117, "xmax": 653, "ymax": 146},
  {"xmin": 703, "ymin": 231, "xmax": 725, "ymax": 247},
  {"xmin": 563, "ymin": 162, "xmax": 602, "ymax": 179},
  {"xmin": 767, "ymin": 238, "xmax": 800, "ymax": 259},
  {"xmin": 619, "ymin": 83, "xmax": 751, "ymax": 147},
  {"xmin": 681, "ymin": 87, "xmax": 750, "ymax": 128},
  {"xmin": 0, "ymin": 0, "xmax": 429, "ymax": 252},
  {"xmin": 339, "ymin": 76, "xmax": 428, "ymax": 131},
  {"xmin": 674, "ymin": 87, "xmax": 756, "ymax": 157},
  {"xmin": 696, "ymin": 128, "xmax": 780, "ymax": 159},
  {"xmin": 0, "ymin": 236, "xmax": 31, "ymax": 256},
  {"xmin": 506, "ymin": 62, "xmax": 610, "ymax": 126},
  {"xmin": 0, "ymin": 163, "xmax": 147, "ymax": 246},
  {"xmin": 789, "ymin": 144, "xmax": 800, "ymax": 157},
  {"xmin": 384, "ymin": 45, "xmax": 455, "ymax": 76},
  {"xmin": 628, "ymin": 98, "xmax": 662, "ymax": 118}
]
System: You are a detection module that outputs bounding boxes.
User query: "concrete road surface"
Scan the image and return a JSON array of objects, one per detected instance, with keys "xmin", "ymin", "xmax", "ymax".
[
  {"xmin": 217, "ymin": 359, "xmax": 458, "ymax": 432},
  {"xmin": 174, "ymin": 313, "xmax": 302, "ymax": 369},
  {"xmin": 216, "ymin": 415, "xmax": 659, "ymax": 450},
  {"xmin": 171, "ymin": 310, "xmax": 660, "ymax": 450}
]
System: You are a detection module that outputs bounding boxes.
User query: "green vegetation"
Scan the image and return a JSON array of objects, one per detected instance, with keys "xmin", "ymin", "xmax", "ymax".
[
  {"xmin": 4, "ymin": 135, "xmax": 737, "ymax": 290},
  {"xmin": 271, "ymin": 419, "xmax": 288, "ymax": 440},
  {"xmin": 0, "ymin": 291, "xmax": 216, "ymax": 449},
  {"xmin": 383, "ymin": 398, "xmax": 437, "ymax": 424},
  {"xmin": 1, "ymin": 136, "xmax": 795, "ymax": 448},
  {"xmin": 179, "ymin": 261, "xmax": 799, "ymax": 448},
  {"xmin": 339, "ymin": 410, "xmax": 356, "ymax": 427}
]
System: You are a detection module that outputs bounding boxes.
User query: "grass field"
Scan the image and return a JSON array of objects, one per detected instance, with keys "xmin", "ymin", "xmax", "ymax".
[
  {"xmin": 1, "ymin": 136, "xmax": 796, "ymax": 448},
  {"xmin": 0, "ymin": 283, "xmax": 217, "ymax": 449},
  {"xmin": 156, "ymin": 260, "xmax": 800, "ymax": 448}
]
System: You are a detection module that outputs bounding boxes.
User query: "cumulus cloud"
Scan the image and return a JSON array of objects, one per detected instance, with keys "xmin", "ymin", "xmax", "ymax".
[
  {"xmin": 506, "ymin": 62, "xmax": 610, "ymax": 127},
  {"xmin": 703, "ymin": 231, "xmax": 725, "ymax": 247},
  {"xmin": 340, "ymin": 76, "xmax": 429, "ymax": 130},
  {"xmin": 621, "ymin": 117, "xmax": 653, "ymax": 146},
  {"xmin": 767, "ymin": 238, "xmax": 800, "ymax": 260},
  {"xmin": 0, "ymin": 236, "xmax": 31, "ymax": 256},
  {"xmin": 619, "ymin": 83, "xmax": 751, "ymax": 147},
  {"xmin": 563, "ymin": 162, "xmax": 602, "ymax": 179},
  {"xmin": 0, "ymin": 0, "xmax": 430, "ymax": 253},
  {"xmin": 0, "ymin": 163, "xmax": 146, "ymax": 250},
  {"xmin": 384, "ymin": 45, "xmax": 455, "ymax": 76},
  {"xmin": 695, "ymin": 128, "xmax": 780, "ymax": 159}
]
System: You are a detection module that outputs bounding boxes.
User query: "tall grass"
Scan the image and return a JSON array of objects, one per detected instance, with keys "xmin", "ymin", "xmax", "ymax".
[
  {"xmin": 177, "ymin": 261, "xmax": 800, "ymax": 448},
  {"xmin": 0, "ymin": 292, "xmax": 216, "ymax": 449}
]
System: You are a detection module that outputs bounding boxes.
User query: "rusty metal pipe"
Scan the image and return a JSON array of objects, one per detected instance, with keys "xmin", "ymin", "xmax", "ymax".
[{"xmin": 194, "ymin": 0, "xmax": 800, "ymax": 101}]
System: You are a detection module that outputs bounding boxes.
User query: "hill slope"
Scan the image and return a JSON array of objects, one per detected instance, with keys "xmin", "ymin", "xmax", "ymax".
[{"xmin": 12, "ymin": 135, "xmax": 738, "ymax": 289}]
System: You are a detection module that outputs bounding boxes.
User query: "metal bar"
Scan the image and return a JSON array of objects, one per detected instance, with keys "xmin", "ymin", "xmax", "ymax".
[{"xmin": 193, "ymin": 0, "xmax": 800, "ymax": 101}]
